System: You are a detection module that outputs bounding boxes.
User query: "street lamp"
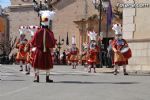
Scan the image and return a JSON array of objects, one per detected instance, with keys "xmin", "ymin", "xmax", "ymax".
[
  {"xmin": 56, "ymin": 36, "xmax": 64, "ymax": 64},
  {"xmin": 92, "ymin": 0, "xmax": 110, "ymax": 68},
  {"xmin": 92, "ymin": 0, "xmax": 110, "ymax": 36}
]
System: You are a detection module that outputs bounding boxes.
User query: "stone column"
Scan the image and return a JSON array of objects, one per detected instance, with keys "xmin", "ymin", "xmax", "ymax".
[{"xmin": 123, "ymin": 0, "xmax": 136, "ymax": 39}]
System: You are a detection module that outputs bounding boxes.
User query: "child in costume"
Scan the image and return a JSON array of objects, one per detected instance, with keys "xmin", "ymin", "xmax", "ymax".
[
  {"xmin": 16, "ymin": 26, "xmax": 28, "ymax": 72},
  {"xmin": 81, "ymin": 42, "xmax": 89, "ymax": 70},
  {"xmin": 69, "ymin": 36, "xmax": 79, "ymax": 69},
  {"xmin": 87, "ymin": 31, "xmax": 99, "ymax": 73},
  {"xmin": 24, "ymin": 26, "xmax": 39, "ymax": 75},
  {"xmin": 112, "ymin": 24, "xmax": 132, "ymax": 75}
]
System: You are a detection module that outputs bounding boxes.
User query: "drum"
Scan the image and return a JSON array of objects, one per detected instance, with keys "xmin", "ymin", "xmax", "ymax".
[{"xmin": 120, "ymin": 46, "xmax": 132, "ymax": 59}]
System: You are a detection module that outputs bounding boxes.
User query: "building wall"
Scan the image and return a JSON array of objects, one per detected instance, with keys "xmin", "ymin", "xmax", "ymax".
[
  {"xmin": 134, "ymin": 0, "xmax": 150, "ymax": 39},
  {"xmin": 123, "ymin": 0, "xmax": 150, "ymax": 70},
  {"xmin": 0, "ymin": 17, "xmax": 5, "ymax": 54},
  {"xmin": 127, "ymin": 41, "xmax": 150, "ymax": 71},
  {"xmin": 51, "ymin": 0, "xmax": 99, "ymax": 51},
  {"xmin": 8, "ymin": 6, "xmax": 39, "ymax": 39},
  {"xmin": 11, "ymin": 0, "xmax": 33, "ymax": 5},
  {"xmin": 0, "ymin": 16, "xmax": 9, "ymax": 55}
]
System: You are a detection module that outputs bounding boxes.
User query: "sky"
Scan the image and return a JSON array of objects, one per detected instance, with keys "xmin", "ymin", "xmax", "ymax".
[{"xmin": 0, "ymin": 0, "xmax": 11, "ymax": 8}]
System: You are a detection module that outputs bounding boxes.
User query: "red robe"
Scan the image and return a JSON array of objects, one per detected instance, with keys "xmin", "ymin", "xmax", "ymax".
[
  {"xmin": 69, "ymin": 47, "xmax": 79, "ymax": 62},
  {"xmin": 31, "ymin": 28, "xmax": 56, "ymax": 70},
  {"xmin": 87, "ymin": 47, "xmax": 98, "ymax": 65},
  {"xmin": 16, "ymin": 39, "xmax": 28, "ymax": 63}
]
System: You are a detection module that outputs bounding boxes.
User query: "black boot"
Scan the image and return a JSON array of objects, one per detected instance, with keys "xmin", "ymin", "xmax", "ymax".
[
  {"xmin": 46, "ymin": 76, "xmax": 53, "ymax": 83},
  {"xmin": 34, "ymin": 75, "xmax": 39, "ymax": 83},
  {"xmin": 123, "ymin": 69, "xmax": 129, "ymax": 75},
  {"xmin": 19, "ymin": 66, "xmax": 23, "ymax": 71},
  {"xmin": 114, "ymin": 69, "xmax": 118, "ymax": 75},
  {"xmin": 25, "ymin": 65, "xmax": 28, "ymax": 72},
  {"xmin": 26, "ymin": 68, "xmax": 30, "ymax": 75}
]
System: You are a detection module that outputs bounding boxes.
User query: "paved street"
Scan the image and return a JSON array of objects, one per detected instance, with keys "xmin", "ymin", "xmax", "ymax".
[{"xmin": 0, "ymin": 64, "xmax": 150, "ymax": 100}]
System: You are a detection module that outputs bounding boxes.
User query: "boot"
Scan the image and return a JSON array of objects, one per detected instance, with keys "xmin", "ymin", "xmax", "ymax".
[
  {"xmin": 114, "ymin": 69, "xmax": 118, "ymax": 75},
  {"xmin": 26, "ymin": 68, "xmax": 30, "ymax": 75},
  {"xmin": 19, "ymin": 66, "xmax": 23, "ymax": 71},
  {"xmin": 94, "ymin": 68, "xmax": 96, "ymax": 73},
  {"xmin": 26, "ymin": 71, "xmax": 30, "ymax": 75},
  {"xmin": 123, "ymin": 69, "xmax": 129, "ymax": 75},
  {"xmin": 88, "ymin": 67, "xmax": 91, "ymax": 73},
  {"xmin": 34, "ymin": 75, "xmax": 39, "ymax": 83},
  {"xmin": 25, "ymin": 65, "xmax": 28, "ymax": 72},
  {"xmin": 46, "ymin": 76, "xmax": 53, "ymax": 83}
]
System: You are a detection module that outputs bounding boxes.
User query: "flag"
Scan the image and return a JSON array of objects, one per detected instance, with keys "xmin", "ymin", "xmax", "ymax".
[
  {"xmin": 106, "ymin": 1, "xmax": 113, "ymax": 34},
  {"xmin": 66, "ymin": 32, "xmax": 69, "ymax": 45}
]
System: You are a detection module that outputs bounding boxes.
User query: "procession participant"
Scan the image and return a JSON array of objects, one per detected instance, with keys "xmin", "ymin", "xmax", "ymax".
[
  {"xmin": 87, "ymin": 31, "xmax": 99, "ymax": 73},
  {"xmin": 65, "ymin": 47, "xmax": 71, "ymax": 65},
  {"xmin": 112, "ymin": 24, "xmax": 132, "ymax": 75},
  {"xmin": 107, "ymin": 39, "xmax": 114, "ymax": 68},
  {"xmin": 69, "ymin": 36, "xmax": 79, "ymax": 69},
  {"xmin": 24, "ymin": 25, "xmax": 39, "ymax": 75},
  {"xmin": 16, "ymin": 26, "xmax": 28, "ymax": 72},
  {"xmin": 31, "ymin": 10, "xmax": 56, "ymax": 83},
  {"xmin": 81, "ymin": 42, "xmax": 89, "ymax": 70}
]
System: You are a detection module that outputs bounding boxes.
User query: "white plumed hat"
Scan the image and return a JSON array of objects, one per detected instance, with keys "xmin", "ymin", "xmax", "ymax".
[
  {"xmin": 72, "ymin": 35, "xmax": 76, "ymax": 45},
  {"xmin": 112, "ymin": 24, "xmax": 122, "ymax": 35},
  {"xmin": 88, "ymin": 31, "xmax": 97, "ymax": 41},
  {"xmin": 39, "ymin": 10, "xmax": 56, "ymax": 20},
  {"xmin": 19, "ymin": 26, "xmax": 27, "ymax": 35},
  {"xmin": 28, "ymin": 25, "xmax": 39, "ymax": 36},
  {"xmin": 39, "ymin": 10, "xmax": 56, "ymax": 26}
]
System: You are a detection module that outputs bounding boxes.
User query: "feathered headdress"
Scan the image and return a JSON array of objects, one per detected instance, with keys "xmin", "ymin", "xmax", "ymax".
[
  {"xmin": 112, "ymin": 24, "xmax": 122, "ymax": 35},
  {"xmin": 88, "ymin": 31, "xmax": 97, "ymax": 41},
  {"xmin": 72, "ymin": 35, "xmax": 76, "ymax": 45},
  {"xmin": 19, "ymin": 26, "xmax": 27, "ymax": 35},
  {"xmin": 28, "ymin": 25, "xmax": 39, "ymax": 36},
  {"xmin": 39, "ymin": 10, "xmax": 56, "ymax": 26}
]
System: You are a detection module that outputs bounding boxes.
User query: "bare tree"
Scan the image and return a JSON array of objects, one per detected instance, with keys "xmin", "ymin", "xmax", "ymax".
[
  {"xmin": 0, "ymin": 36, "xmax": 17, "ymax": 56},
  {"xmin": 113, "ymin": 6, "xmax": 123, "ymax": 19}
]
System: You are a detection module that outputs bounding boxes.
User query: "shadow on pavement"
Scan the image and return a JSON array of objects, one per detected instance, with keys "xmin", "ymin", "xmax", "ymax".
[
  {"xmin": 54, "ymin": 81, "xmax": 139, "ymax": 85},
  {"xmin": 1, "ymin": 75, "xmax": 22, "ymax": 77},
  {"xmin": 1, "ymin": 79, "xmax": 25, "ymax": 82},
  {"xmin": 50, "ymin": 74, "xmax": 92, "ymax": 76}
]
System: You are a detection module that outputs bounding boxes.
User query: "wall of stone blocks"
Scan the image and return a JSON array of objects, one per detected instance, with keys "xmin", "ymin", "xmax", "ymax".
[{"xmin": 127, "ymin": 42, "xmax": 150, "ymax": 70}]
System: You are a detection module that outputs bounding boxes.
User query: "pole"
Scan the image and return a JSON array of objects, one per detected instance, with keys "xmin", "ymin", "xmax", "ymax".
[
  {"xmin": 99, "ymin": 0, "xmax": 102, "ymax": 36},
  {"xmin": 98, "ymin": 0, "xmax": 102, "ymax": 68},
  {"xmin": 59, "ymin": 36, "xmax": 61, "ymax": 64}
]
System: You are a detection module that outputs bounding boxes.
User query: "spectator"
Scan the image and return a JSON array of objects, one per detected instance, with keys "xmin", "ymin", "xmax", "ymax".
[{"xmin": 107, "ymin": 39, "xmax": 114, "ymax": 68}]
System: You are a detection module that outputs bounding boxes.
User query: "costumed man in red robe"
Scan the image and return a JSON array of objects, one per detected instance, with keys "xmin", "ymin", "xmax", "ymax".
[
  {"xmin": 112, "ymin": 24, "xmax": 132, "ymax": 75},
  {"xmin": 31, "ymin": 10, "xmax": 56, "ymax": 83},
  {"xmin": 87, "ymin": 31, "xmax": 99, "ymax": 73},
  {"xmin": 24, "ymin": 26, "xmax": 39, "ymax": 75},
  {"xmin": 69, "ymin": 36, "xmax": 79, "ymax": 69},
  {"xmin": 16, "ymin": 26, "xmax": 28, "ymax": 72}
]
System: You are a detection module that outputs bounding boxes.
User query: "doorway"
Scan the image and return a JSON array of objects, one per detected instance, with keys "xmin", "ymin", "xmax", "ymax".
[{"xmin": 100, "ymin": 37, "xmax": 114, "ymax": 68}]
